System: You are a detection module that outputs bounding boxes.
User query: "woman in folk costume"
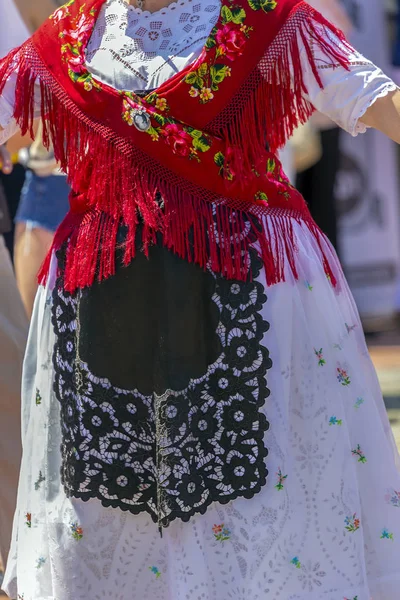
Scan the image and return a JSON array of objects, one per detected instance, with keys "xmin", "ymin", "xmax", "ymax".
[{"xmin": 1, "ymin": 0, "xmax": 400, "ymax": 597}]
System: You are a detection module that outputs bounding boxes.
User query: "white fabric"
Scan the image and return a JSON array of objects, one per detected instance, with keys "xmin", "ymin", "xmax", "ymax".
[
  {"xmin": 0, "ymin": 0, "xmax": 397, "ymax": 145},
  {"xmin": 85, "ymin": 0, "xmax": 221, "ymax": 91},
  {"xmin": 4, "ymin": 222, "xmax": 400, "ymax": 600},
  {"xmin": 304, "ymin": 0, "xmax": 352, "ymax": 131}
]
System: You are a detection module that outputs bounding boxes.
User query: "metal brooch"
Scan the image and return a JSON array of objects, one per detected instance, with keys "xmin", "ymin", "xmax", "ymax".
[{"xmin": 132, "ymin": 108, "xmax": 151, "ymax": 132}]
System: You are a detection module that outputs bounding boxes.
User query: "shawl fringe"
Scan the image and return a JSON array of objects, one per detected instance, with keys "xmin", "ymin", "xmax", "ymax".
[
  {"xmin": 0, "ymin": 3, "xmax": 348, "ymax": 291},
  {"xmin": 210, "ymin": 4, "xmax": 352, "ymax": 173}
]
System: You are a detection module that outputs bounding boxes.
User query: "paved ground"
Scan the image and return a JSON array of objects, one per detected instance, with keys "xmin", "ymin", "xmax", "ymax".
[{"xmin": 0, "ymin": 340, "xmax": 399, "ymax": 598}]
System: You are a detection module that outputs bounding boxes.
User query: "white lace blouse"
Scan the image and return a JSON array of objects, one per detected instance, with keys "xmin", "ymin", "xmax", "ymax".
[{"xmin": 0, "ymin": 0, "xmax": 397, "ymax": 145}]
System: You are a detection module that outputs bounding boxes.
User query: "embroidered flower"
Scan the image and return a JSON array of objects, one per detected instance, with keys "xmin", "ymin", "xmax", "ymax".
[
  {"xmin": 329, "ymin": 416, "xmax": 342, "ymax": 426},
  {"xmin": 186, "ymin": 1, "xmax": 257, "ymax": 102},
  {"xmin": 160, "ymin": 124, "xmax": 193, "ymax": 158},
  {"xmin": 352, "ymin": 444, "xmax": 367, "ymax": 463},
  {"xmin": 296, "ymin": 441, "xmax": 324, "ymax": 474},
  {"xmin": 337, "ymin": 366, "xmax": 351, "ymax": 386},
  {"xmin": 122, "ymin": 100, "xmax": 135, "ymax": 126},
  {"xmin": 385, "ymin": 488, "xmax": 400, "ymax": 508},
  {"xmin": 150, "ymin": 128, "xmax": 160, "ymax": 141},
  {"xmin": 155, "ymin": 97, "xmax": 168, "ymax": 112},
  {"xmin": 36, "ymin": 557, "xmax": 46, "ymax": 569},
  {"xmin": 51, "ymin": 0, "xmax": 75, "ymax": 24},
  {"xmin": 34, "ymin": 471, "xmax": 45, "ymax": 491},
  {"xmin": 354, "ymin": 397, "xmax": 364, "ymax": 409},
  {"xmin": 216, "ymin": 23, "xmax": 247, "ymax": 61},
  {"xmin": 254, "ymin": 191, "xmax": 268, "ymax": 202},
  {"xmin": 345, "ymin": 323, "xmax": 356, "ymax": 334},
  {"xmin": 213, "ymin": 523, "xmax": 231, "ymax": 541},
  {"xmin": 62, "ymin": 11, "xmax": 94, "ymax": 45},
  {"xmin": 381, "ymin": 528, "xmax": 394, "ymax": 541},
  {"xmin": 199, "ymin": 87, "xmax": 215, "ymax": 102},
  {"xmin": 214, "ymin": 149, "xmax": 235, "ymax": 180},
  {"xmin": 64, "ymin": 51, "xmax": 85, "ymax": 74},
  {"xmin": 305, "ymin": 281, "xmax": 313, "ymax": 291},
  {"xmin": 314, "ymin": 348, "xmax": 326, "ymax": 367},
  {"xmin": 344, "ymin": 513, "xmax": 360, "ymax": 533},
  {"xmin": 36, "ymin": 388, "xmax": 42, "ymax": 406},
  {"xmin": 291, "ymin": 557, "xmax": 301, "ymax": 569},
  {"xmin": 26, "ymin": 512, "xmax": 32, "ymax": 528},
  {"xmin": 149, "ymin": 566, "xmax": 161, "ymax": 578},
  {"xmin": 297, "ymin": 560, "xmax": 326, "ymax": 592},
  {"xmin": 189, "ymin": 86, "xmax": 199, "ymax": 97},
  {"xmin": 70, "ymin": 521, "xmax": 83, "ymax": 540},
  {"xmin": 58, "ymin": 6, "xmax": 101, "ymax": 91},
  {"xmin": 275, "ymin": 468, "xmax": 287, "ymax": 491}
]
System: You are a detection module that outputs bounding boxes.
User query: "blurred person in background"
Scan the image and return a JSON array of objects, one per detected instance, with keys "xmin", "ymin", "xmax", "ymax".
[
  {"xmin": 0, "ymin": 0, "xmax": 30, "ymax": 261},
  {"xmin": 9, "ymin": 0, "xmax": 70, "ymax": 318},
  {"xmin": 296, "ymin": 0, "xmax": 352, "ymax": 253},
  {"xmin": 0, "ymin": 0, "xmax": 30, "ymax": 577}
]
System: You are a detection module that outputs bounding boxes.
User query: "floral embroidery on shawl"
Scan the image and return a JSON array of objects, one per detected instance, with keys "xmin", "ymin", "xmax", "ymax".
[{"xmin": 186, "ymin": 0, "xmax": 277, "ymax": 103}]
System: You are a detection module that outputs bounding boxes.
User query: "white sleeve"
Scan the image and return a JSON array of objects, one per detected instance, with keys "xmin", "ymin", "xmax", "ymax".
[
  {"xmin": 0, "ymin": 70, "xmax": 41, "ymax": 145},
  {"xmin": 301, "ymin": 24, "xmax": 398, "ymax": 136}
]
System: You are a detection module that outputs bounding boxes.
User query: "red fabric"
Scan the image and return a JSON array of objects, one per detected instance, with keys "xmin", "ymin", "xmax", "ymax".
[{"xmin": 0, "ymin": 0, "xmax": 352, "ymax": 290}]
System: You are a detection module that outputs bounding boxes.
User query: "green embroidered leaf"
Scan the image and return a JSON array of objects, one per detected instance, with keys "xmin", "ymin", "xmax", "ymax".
[
  {"xmin": 255, "ymin": 191, "xmax": 268, "ymax": 201},
  {"xmin": 214, "ymin": 152, "xmax": 225, "ymax": 167},
  {"xmin": 185, "ymin": 71, "xmax": 199, "ymax": 85},
  {"xmin": 147, "ymin": 126, "xmax": 160, "ymax": 139},
  {"xmin": 198, "ymin": 62, "xmax": 208, "ymax": 77},
  {"xmin": 248, "ymin": 0, "xmax": 262, "ymax": 11},
  {"xmin": 248, "ymin": 0, "xmax": 277, "ymax": 12},
  {"xmin": 192, "ymin": 136, "xmax": 211, "ymax": 152},
  {"xmin": 205, "ymin": 27, "xmax": 218, "ymax": 49},
  {"xmin": 205, "ymin": 36, "xmax": 217, "ymax": 49},
  {"xmin": 260, "ymin": 0, "xmax": 278, "ymax": 12},
  {"xmin": 221, "ymin": 5, "xmax": 234, "ymax": 23},
  {"xmin": 231, "ymin": 7, "xmax": 246, "ymax": 24},
  {"xmin": 152, "ymin": 113, "xmax": 167, "ymax": 126},
  {"xmin": 210, "ymin": 64, "xmax": 231, "ymax": 85},
  {"xmin": 68, "ymin": 69, "xmax": 79, "ymax": 82},
  {"xmin": 146, "ymin": 92, "xmax": 158, "ymax": 104},
  {"xmin": 189, "ymin": 129, "xmax": 203, "ymax": 139},
  {"xmin": 267, "ymin": 158, "xmax": 276, "ymax": 173}
]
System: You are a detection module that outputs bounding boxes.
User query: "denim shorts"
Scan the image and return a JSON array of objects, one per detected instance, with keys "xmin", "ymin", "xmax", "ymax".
[{"xmin": 15, "ymin": 171, "xmax": 70, "ymax": 233}]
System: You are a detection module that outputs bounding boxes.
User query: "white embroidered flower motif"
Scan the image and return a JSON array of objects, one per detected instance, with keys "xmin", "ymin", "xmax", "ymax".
[
  {"xmin": 297, "ymin": 560, "xmax": 326, "ymax": 592},
  {"xmin": 296, "ymin": 442, "xmax": 324, "ymax": 474}
]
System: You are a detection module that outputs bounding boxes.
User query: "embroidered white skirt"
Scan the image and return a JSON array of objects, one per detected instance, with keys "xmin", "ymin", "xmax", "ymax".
[{"xmin": 4, "ymin": 215, "xmax": 400, "ymax": 600}]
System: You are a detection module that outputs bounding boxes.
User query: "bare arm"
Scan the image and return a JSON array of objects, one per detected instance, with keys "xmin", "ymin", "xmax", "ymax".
[{"xmin": 360, "ymin": 89, "xmax": 400, "ymax": 144}]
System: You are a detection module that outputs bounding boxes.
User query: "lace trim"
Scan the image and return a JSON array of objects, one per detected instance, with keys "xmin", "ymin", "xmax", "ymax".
[
  {"xmin": 351, "ymin": 81, "xmax": 398, "ymax": 136},
  {"xmin": 120, "ymin": 0, "xmax": 207, "ymax": 18}
]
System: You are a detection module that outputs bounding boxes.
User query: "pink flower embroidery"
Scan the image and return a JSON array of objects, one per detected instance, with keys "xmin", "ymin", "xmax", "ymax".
[
  {"xmin": 161, "ymin": 124, "xmax": 193, "ymax": 157},
  {"xmin": 215, "ymin": 23, "xmax": 247, "ymax": 61}
]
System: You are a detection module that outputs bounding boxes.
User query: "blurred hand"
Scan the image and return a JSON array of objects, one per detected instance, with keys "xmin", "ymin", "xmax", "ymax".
[{"xmin": 0, "ymin": 145, "xmax": 12, "ymax": 175}]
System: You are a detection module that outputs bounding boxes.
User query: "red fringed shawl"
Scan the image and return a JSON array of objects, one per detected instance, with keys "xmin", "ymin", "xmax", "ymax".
[{"xmin": 0, "ymin": 0, "xmax": 351, "ymax": 290}]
